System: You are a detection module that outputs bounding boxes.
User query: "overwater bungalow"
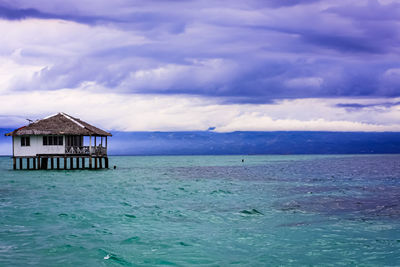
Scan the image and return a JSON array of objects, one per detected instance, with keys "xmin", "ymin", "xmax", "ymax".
[{"xmin": 5, "ymin": 112, "xmax": 112, "ymax": 170}]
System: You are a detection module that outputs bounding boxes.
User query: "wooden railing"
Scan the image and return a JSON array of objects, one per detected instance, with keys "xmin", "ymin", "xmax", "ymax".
[{"xmin": 65, "ymin": 146, "xmax": 107, "ymax": 155}]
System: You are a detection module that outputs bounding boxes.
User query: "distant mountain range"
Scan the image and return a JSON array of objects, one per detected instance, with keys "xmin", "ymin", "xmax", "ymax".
[{"xmin": 2, "ymin": 128, "xmax": 400, "ymax": 155}]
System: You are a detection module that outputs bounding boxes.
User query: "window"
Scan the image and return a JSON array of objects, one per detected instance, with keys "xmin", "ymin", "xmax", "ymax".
[
  {"xmin": 43, "ymin": 136, "xmax": 63, "ymax": 146},
  {"xmin": 66, "ymin": 135, "xmax": 83, "ymax": 147},
  {"xmin": 21, "ymin": 136, "xmax": 30, "ymax": 147}
]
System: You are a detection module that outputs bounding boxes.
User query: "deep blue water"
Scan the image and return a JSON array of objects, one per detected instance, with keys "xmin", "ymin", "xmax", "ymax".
[{"xmin": 0, "ymin": 155, "xmax": 400, "ymax": 266}]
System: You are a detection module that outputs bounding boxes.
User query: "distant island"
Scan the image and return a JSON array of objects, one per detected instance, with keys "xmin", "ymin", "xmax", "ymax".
[{"xmin": 2, "ymin": 129, "xmax": 399, "ymax": 155}]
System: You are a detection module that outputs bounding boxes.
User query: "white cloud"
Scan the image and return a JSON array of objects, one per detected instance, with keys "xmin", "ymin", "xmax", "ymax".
[
  {"xmin": 1, "ymin": 85, "xmax": 400, "ymax": 132},
  {"xmin": 122, "ymin": 58, "xmax": 238, "ymax": 92},
  {"xmin": 217, "ymin": 116, "xmax": 398, "ymax": 132},
  {"xmin": 0, "ymin": 1, "xmax": 400, "ymax": 135},
  {"xmin": 0, "ymin": 19, "xmax": 150, "ymax": 91},
  {"xmin": 0, "ymin": 58, "xmax": 44, "ymax": 93},
  {"xmin": 0, "ymin": 19, "xmax": 148, "ymax": 55}
]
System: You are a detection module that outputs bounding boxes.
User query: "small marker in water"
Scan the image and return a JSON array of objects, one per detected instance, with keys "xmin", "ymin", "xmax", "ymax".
[
  {"xmin": 104, "ymin": 255, "xmax": 110, "ymax": 260},
  {"xmin": 113, "ymin": 165, "xmax": 117, "ymax": 169}
]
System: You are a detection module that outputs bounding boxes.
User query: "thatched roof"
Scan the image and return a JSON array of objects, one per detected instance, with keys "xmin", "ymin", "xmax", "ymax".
[{"xmin": 5, "ymin": 113, "xmax": 112, "ymax": 137}]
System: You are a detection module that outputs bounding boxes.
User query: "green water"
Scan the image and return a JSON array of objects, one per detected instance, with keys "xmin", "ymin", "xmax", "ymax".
[{"xmin": 0, "ymin": 155, "xmax": 400, "ymax": 266}]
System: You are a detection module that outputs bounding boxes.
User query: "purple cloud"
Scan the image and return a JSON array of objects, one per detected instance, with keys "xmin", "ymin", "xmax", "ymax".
[
  {"xmin": 336, "ymin": 101, "xmax": 400, "ymax": 110},
  {"xmin": 2, "ymin": 0, "xmax": 400, "ymax": 104},
  {"xmin": 0, "ymin": 5, "xmax": 115, "ymax": 24}
]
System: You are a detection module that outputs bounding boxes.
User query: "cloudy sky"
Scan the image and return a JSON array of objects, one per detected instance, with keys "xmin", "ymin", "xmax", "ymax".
[{"xmin": 1, "ymin": 0, "xmax": 400, "ymax": 132}]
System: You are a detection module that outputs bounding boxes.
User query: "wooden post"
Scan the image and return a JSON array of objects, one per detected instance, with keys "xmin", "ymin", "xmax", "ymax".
[
  {"xmin": 33, "ymin": 157, "xmax": 36, "ymax": 170},
  {"xmin": 94, "ymin": 157, "xmax": 98, "ymax": 169},
  {"xmin": 99, "ymin": 157, "xmax": 103, "ymax": 168},
  {"xmin": 57, "ymin": 158, "xmax": 60, "ymax": 170},
  {"xmin": 89, "ymin": 157, "xmax": 92, "ymax": 169},
  {"xmin": 82, "ymin": 157, "xmax": 85, "ymax": 169},
  {"xmin": 27, "ymin": 158, "xmax": 30, "ymax": 170},
  {"xmin": 13, "ymin": 157, "xmax": 16, "ymax": 170},
  {"xmin": 76, "ymin": 157, "xmax": 79, "ymax": 169},
  {"xmin": 37, "ymin": 156, "xmax": 40, "ymax": 169},
  {"xmin": 105, "ymin": 157, "xmax": 109, "ymax": 168},
  {"xmin": 51, "ymin": 158, "xmax": 54, "ymax": 170},
  {"xmin": 64, "ymin": 157, "xmax": 67, "ymax": 170},
  {"xmin": 101, "ymin": 137, "xmax": 103, "ymax": 155},
  {"xmin": 70, "ymin": 157, "xmax": 74, "ymax": 169},
  {"xmin": 12, "ymin": 136, "xmax": 15, "ymax": 159},
  {"xmin": 89, "ymin": 135, "xmax": 92, "ymax": 156},
  {"xmin": 19, "ymin": 158, "xmax": 23, "ymax": 170},
  {"xmin": 41, "ymin": 158, "xmax": 48, "ymax": 170}
]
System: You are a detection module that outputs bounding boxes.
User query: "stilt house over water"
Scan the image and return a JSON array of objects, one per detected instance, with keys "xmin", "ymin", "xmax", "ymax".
[{"xmin": 5, "ymin": 112, "xmax": 112, "ymax": 170}]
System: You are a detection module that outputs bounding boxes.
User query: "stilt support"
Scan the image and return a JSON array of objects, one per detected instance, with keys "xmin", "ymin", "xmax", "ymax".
[
  {"xmin": 12, "ymin": 155, "xmax": 108, "ymax": 170},
  {"xmin": 41, "ymin": 158, "xmax": 48, "ymax": 170},
  {"xmin": 105, "ymin": 157, "xmax": 109, "ymax": 169}
]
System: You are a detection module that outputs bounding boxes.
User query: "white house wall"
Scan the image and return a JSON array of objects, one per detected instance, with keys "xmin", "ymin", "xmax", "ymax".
[{"xmin": 13, "ymin": 136, "xmax": 65, "ymax": 157}]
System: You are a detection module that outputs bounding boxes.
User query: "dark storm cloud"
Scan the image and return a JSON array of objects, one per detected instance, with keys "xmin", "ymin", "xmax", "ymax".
[
  {"xmin": 0, "ymin": 5, "xmax": 111, "ymax": 24},
  {"xmin": 336, "ymin": 101, "xmax": 400, "ymax": 110},
  {"xmin": 264, "ymin": 0, "xmax": 321, "ymax": 8},
  {"xmin": 3, "ymin": 0, "xmax": 400, "ymax": 103},
  {"xmin": 326, "ymin": 0, "xmax": 400, "ymax": 21}
]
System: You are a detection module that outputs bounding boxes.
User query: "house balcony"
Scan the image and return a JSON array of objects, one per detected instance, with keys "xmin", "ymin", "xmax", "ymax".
[{"xmin": 65, "ymin": 146, "xmax": 107, "ymax": 156}]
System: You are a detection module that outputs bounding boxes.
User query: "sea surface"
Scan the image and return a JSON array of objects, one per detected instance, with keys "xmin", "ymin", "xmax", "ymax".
[{"xmin": 0, "ymin": 155, "xmax": 399, "ymax": 266}]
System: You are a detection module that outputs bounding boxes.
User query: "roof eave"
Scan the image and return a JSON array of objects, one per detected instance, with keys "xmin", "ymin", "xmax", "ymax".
[
  {"xmin": 88, "ymin": 133, "xmax": 113, "ymax": 137},
  {"xmin": 6, "ymin": 132, "xmax": 113, "ymax": 137}
]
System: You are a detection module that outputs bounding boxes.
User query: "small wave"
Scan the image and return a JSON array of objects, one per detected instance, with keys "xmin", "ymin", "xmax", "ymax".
[
  {"xmin": 121, "ymin": 236, "xmax": 141, "ymax": 245},
  {"xmin": 277, "ymin": 221, "xmax": 310, "ymax": 227},
  {"xmin": 210, "ymin": 189, "xmax": 232, "ymax": 195},
  {"xmin": 240, "ymin": 209, "xmax": 263, "ymax": 215},
  {"xmin": 178, "ymin": 241, "xmax": 191, "ymax": 246},
  {"xmin": 120, "ymin": 201, "xmax": 132, "ymax": 207},
  {"xmin": 101, "ymin": 251, "xmax": 133, "ymax": 266},
  {"xmin": 279, "ymin": 201, "xmax": 301, "ymax": 212}
]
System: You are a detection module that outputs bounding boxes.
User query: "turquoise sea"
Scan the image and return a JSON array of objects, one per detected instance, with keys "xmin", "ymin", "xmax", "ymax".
[{"xmin": 0, "ymin": 155, "xmax": 399, "ymax": 266}]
